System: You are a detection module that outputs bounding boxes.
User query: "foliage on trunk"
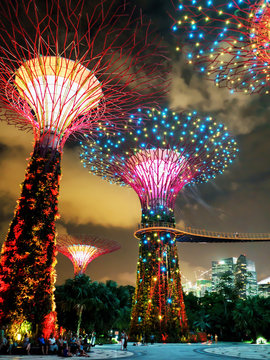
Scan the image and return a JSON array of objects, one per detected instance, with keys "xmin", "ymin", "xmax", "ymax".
[{"xmin": 0, "ymin": 145, "xmax": 61, "ymax": 337}]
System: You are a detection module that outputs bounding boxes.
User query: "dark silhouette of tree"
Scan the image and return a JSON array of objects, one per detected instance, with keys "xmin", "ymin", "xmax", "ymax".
[
  {"xmin": 55, "ymin": 274, "xmax": 99, "ymax": 335},
  {"xmin": 55, "ymin": 276, "xmax": 134, "ymax": 336},
  {"xmin": 233, "ymin": 296, "xmax": 270, "ymax": 342}
]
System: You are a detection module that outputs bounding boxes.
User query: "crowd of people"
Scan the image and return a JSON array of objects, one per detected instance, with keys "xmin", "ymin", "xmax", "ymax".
[{"xmin": 0, "ymin": 327, "xmax": 97, "ymax": 357}]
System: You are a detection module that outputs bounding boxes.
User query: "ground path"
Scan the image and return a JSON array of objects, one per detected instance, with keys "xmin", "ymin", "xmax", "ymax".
[{"xmin": 0, "ymin": 343, "xmax": 269, "ymax": 360}]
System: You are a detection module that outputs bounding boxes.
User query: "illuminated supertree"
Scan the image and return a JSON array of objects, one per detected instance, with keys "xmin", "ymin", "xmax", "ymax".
[
  {"xmin": 171, "ymin": 0, "xmax": 270, "ymax": 94},
  {"xmin": 57, "ymin": 235, "xmax": 120, "ymax": 276},
  {"xmin": 80, "ymin": 107, "xmax": 238, "ymax": 341},
  {"xmin": 0, "ymin": 0, "xmax": 169, "ymax": 338}
]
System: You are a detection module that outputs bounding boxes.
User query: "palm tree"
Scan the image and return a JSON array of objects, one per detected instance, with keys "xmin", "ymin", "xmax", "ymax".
[
  {"xmin": 112, "ymin": 284, "xmax": 134, "ymax": 331},
  {"xmin": 56, "ymin": 274, "xmax": 99, "ymax": 335},
  {"xmin": 193, "ymin": 310, "xmax": 211, "ymax": 332},
  {"xmin": 233, "ymin": 296, "xmax": 270, "ymax": 342}
]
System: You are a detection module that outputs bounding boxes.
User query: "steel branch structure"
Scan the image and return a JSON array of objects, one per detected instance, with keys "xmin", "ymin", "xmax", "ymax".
[
  {"xmin": 0, "ymin": 0, "xmax": 169, "ymax": 338},
  {"xmin": 172, "ymin": 0, "xmax": 270, "ymax": 94},
  {"xmin": 81, "ymin": 107, "xmax": 238, "ymax": 341},
  {"xmin": 57, "ymin": 235, "xmax": 120, "ymax": 276}
]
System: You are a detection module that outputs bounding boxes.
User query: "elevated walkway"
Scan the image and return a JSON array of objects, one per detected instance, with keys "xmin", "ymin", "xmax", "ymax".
[{"xmin": 134, "ymin": 223, "xmax": 270, "ymax": 243}]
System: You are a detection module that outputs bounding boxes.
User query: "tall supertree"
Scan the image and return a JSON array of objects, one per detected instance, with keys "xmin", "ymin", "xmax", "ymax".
[
  {"xmin": 171, "ymin": 0, "xmax": 270, "ymax": 94},
  {"xmin": 0, "ymin": 0, "xmax": 169, "ymax": 338},
  {"xmin": 80, "ymin": 107, "xmax": 238, "ymax": 341},
  {"xmin": 57, "ymin": 234, "xmax": 120, "ymax": 276}
]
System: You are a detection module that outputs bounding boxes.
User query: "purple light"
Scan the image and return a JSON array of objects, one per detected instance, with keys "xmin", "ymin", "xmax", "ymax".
[{"xmin": 125, "ymin": 149, "xmax": 192, "ymax": 213}]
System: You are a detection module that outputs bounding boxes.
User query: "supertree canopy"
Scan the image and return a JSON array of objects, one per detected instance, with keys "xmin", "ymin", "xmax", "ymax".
[
  {"xmin": 57, "ymin": 234, "xmax": 120, "ymax": 276},
  {"xmin": 81, "ymin": 107, "xmax": 238, "ymax": 341},
  {"xmin": 0, "ymin": 0, "xmax": 169, "ymax": 338},
  {"xmin": 172, "ymin": 0, "xmax": 270, "ymax": 94}
]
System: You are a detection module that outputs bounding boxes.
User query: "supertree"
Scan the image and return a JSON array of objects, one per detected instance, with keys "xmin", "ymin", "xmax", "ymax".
[
  {"xmin": 56, "ymin": 234, "xmax": 120, "ymax": 276},
  {"xmin": 80, "ymin": 107, "xmax": 238, "ymax": 341},
  {"xmin": 0, "ymin": 0, "xmax": 169, "ymax": 338},
  {"xmin": 171, "ymin": 0, "xmax": 270, "ymax": 94}
]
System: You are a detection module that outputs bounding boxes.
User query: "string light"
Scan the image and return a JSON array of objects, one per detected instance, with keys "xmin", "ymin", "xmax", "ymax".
[
  {"xmin": 0, "ymin": 0, "xmax": 169, "ymax": 335},
  {"xmin": 172, "ymin": 0, "xmax": 270, "ymax": 94},
  {"xmin": 81, "ymin": 107, "xmax": 238, "ymax": 341}
]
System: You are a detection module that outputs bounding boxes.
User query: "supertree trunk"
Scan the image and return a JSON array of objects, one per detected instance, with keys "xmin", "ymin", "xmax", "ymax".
[
  {"xmin": 0, "ymin": 144, "xmax": 61, "ymax": 337},
  {"xmin": 129, "ymin": 227, "xmax": 188, "ymax": 342}
]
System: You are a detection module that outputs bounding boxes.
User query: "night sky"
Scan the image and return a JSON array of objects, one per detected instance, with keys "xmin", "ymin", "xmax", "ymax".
[{"xmin": 0, "ymin": 0, "xmax": 270, "ymax": 287}]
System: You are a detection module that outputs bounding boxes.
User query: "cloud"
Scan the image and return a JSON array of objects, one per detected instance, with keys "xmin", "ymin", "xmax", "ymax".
[
  {"xmin": 0, "ymin": 122, "xmax": 141, "ymax": 230},
  {"xmin": 59, "ymin": 146, "xmax": 140, "ymax": 228},
  {"xmin": 178, "ymin": 257, "xmax": 209, "ymax": 283},
  {"xmin": 99, "ymin": 271, "xmax": 136, "ymax": 286},
  {"xmin": 169, "ymin": 60, "xmax": 270, "ymax": 135},
  {"xmin": 56, "ymin": 223, "xmax": 69, "ymax": 236}
]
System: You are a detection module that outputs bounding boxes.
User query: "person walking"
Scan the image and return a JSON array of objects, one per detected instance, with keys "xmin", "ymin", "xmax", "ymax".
[
  {"xmin": 90, "ymin": 331, "xmax": 96, "ymax": 347},
  {"xmin": 123, "ymin": 332, "xmax": 128, "ymax": 351},
  {"xmin": 120, "ymin": 331, "xmax": 125, "ymax": 351},
  {"xmin": 22, "ymin": 334, "xmax": 31, "ymax": 355}
]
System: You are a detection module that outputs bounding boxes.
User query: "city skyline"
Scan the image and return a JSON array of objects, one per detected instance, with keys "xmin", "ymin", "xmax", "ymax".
[{"xmin": 1, "ymin": 0, "xmax": 270, "ymax": 287}]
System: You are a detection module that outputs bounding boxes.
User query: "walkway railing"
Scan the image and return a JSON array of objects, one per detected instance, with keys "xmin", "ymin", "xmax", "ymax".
[
  {"xmin": 136, "ymin": 223, "xmax": 270, "ymax": 240},
  {"xmin": 180, "ymin": 226, "xmax": 270, "ymax": 240},
  {"xmin": 137, "ymin": 222, "xmax": 175, "ymax": 229}
]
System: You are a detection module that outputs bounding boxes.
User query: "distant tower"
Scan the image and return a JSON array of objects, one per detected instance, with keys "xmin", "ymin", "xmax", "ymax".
[
  {"xmin": 258, "ymin": 277, "xmax": 270, "ymax": 298},
  {"xmin": 57, "ymin": 235, "xmax": 120, "ymax": 276},
  {"xmin": 0, "ymin": 0, "xmax": 168, "ymax": 338},
  {"xmin": 235, "ymin": 255, "xmax": 257, "ymax": 299},
  {"xmin": 212, "ymin": 255, "xmax": 257, "ymax": 298},
  {"xmin": 81, "ymin": 107, "xmax": 238, "ymax": 341},
  {"xmin": 212, "ymin": 257, "xmax": 237, "ymax": 292}
]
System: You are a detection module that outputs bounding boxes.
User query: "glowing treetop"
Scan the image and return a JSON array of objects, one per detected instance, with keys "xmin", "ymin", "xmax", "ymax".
[
  {"xmin": 172, "ymin": 0, "xmax": 270, "ymax": 94},
  {"xmin": 81, "ymin": 108, "xmax": 238, "ymax": 224},
  {"xmin": 57, "ymin": 235, "xmax": 120, "ymax": 276},
  {"xmin": 0, "ymin": 0, "xmax": 169, "ymax": 150}
]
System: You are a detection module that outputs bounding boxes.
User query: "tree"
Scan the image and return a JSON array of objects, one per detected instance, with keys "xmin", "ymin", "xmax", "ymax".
[
  {"xmin": 55, "ymin": 274, "xmax": 99, "ymax": 335},
  {"xmin": 55, "ymin": 278, "xmax": 135, "ymax": 336},
  {"xmin": 233, "ymin": 296, "xmax": 270, "ymax": 342}
]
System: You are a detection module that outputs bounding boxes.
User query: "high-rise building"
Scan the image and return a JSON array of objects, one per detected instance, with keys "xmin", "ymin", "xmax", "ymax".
[
  {"xmin": 235, "ymin": 255, "xmax": 257, "ymax": 299},
  {"xmin": 212, "ymin": 257, "xmax": 237, "ymax": 292},
  {"xmin": 258, "ymin": 277, "xmax": 270, "ymax": 298},
  {"xmin": 212, "ymin": 255, "xmax": 257, "ymax": 298}
]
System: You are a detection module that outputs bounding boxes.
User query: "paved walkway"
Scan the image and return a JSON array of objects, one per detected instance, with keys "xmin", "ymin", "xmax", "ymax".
[
  {"xmin": 0, "ymin": 343, "xmax": 269, "ymax": 360},
  {"xmin": 203, "ymin": 344, "xmax": 270, "ymax": 359}
]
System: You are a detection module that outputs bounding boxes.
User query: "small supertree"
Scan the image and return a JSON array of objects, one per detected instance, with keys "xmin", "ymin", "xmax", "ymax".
[
  {"xmin": 0, "ymin": 0, "xmax": 169, "ymax": 338},
  {"xmin": 57, "ymin": 234, "xmax": 120, "ymax": 276},
  {"xmin": 171, "ymin": 0, "xmax": 270, "ymax": 94},
  {"xmin": 80, "ymin": 107, "xmax": 238, "ymax": 341}
]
